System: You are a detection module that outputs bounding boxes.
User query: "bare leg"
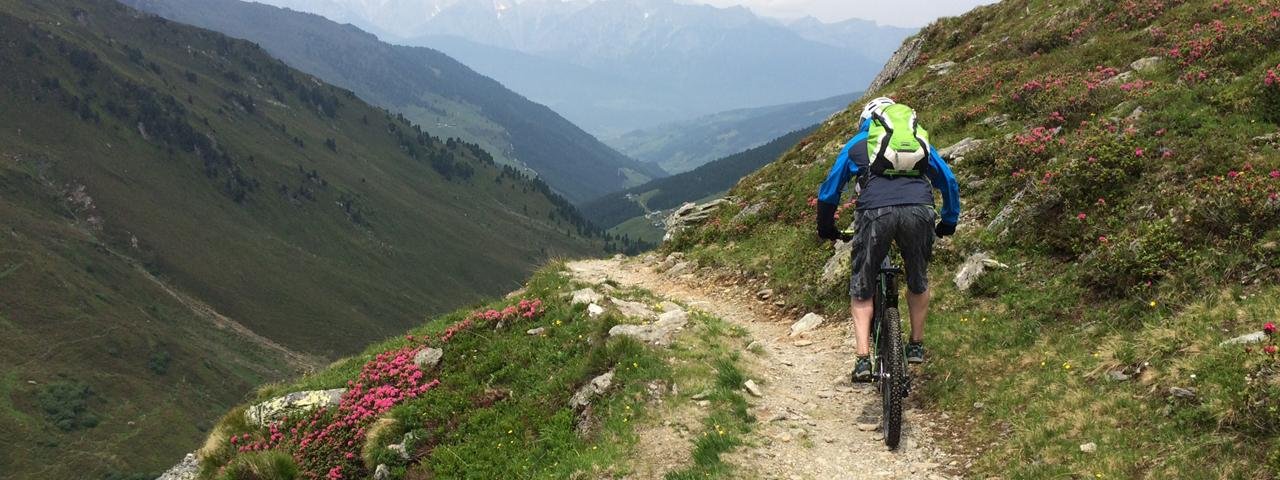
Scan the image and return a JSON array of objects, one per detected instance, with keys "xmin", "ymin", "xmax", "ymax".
[
  {"xmin": 906, "ymin": 289, "xmax": 929, "ymax": 343},
  {"xmin": 851, "ymin": 297, "xmax": 874, "ymax": 356}
]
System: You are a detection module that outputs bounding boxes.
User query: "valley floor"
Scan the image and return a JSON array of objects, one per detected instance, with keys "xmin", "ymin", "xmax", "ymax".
[{"xmin": 568, "ymin": 258, "xmax": 966, "ymax": 479}]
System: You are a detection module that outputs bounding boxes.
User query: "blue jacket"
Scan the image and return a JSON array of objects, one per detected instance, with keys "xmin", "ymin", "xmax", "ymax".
[{"xmin": 817, "ymin": 119, "xmax": 960, "ymax": 225}]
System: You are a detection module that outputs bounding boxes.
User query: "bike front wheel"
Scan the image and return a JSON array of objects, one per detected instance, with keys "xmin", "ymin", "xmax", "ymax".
[{"xmin": 880, "ymin": 307, "xmax": 905, "ymax": 449}]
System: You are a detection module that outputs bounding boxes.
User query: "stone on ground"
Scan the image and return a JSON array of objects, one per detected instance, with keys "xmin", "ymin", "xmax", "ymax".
[
  {"xmin": 954, "ymin": 252, "xmax": 1008, "ymax": 292},
  {"xmin": 245, "ymin": 388, "xmax": 346, "ymax": 426},
  {"xmin": 819, "ymin": 239, "xmax": 853, "ymax": 288},
  {"xmin": 1130, "ymin": 56, "xmax": 1163, "ymax": 71},
  {"xmin": 608, "ymin": 309, "xmax": 690, "ymax": 345},
  {"xmin": 374, "ymin": 464, "xmax": 391, "ymax": 480},
  {"xmin": 569, "ymin": 370, "xmax": 615, "ymax": 409},
  {"xmin": 790, "ymin": 313, "xmax": 825, "ymax": 337},
  {"xmin": 1220, "ymin": 331, "xmax": 1266, "ymax": 345},
  {"xmin": 570, "ymin": 288, "xmax": 603, "ymax": 305},
  {"xmin": 157, "ymin": 453, "xmax": 199, "ymax": 480},
  {"xmin": 1080, "ymin": 442, "xmax": 1098, "ymax": 453},
  {"xmin": 611, "ymin": 298, "xmax": 656, "ymax": 320},
  {"xmin": 587, "ymin": 303, "xmax": 606, "ymax": 317},
  {"xmin": 743, "ymin": 380, "xmax": 764, "ymax": 397},
  {"xmin": 413, "ymin": 347, "xmax": 443, "ymax": 370}
]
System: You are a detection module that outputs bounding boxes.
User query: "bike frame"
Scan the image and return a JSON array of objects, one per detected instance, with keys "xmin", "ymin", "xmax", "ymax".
[{"xmin": 870, "ymin": 254, "xmax": 909, "ymax": 393}]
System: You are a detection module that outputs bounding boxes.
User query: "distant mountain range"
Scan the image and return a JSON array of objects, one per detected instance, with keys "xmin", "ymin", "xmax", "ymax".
[
  {"xmin": 608, "ymin": 92, "xmax": 860, "ymax": 174},
  {"xmin": 585, "ymin": 126, "xmax": 820, "ymax": 242},
  {"xmin": 127, "ymin": 0, "xmax": 664, "ymax": 204},
  {"xmin": 254, "ymin": 0, "xmax": 914, "ymax": 136},
  {"xmin": 0, "ymin": 0, "xmax": 607, "ymax": 476}
]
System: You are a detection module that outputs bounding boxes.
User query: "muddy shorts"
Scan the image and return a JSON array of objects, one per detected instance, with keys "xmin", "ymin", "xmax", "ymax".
[{"xmin": 849, "ymin": 205, "xmax": 936, "ymax": 300}]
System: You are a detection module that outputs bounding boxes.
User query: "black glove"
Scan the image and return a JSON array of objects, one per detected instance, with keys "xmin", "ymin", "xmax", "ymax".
[
  {"xmin": 934, "ymin": 221, "xmax": 957, "ymax": 237},
  {"xmin": 816, "ymin": 202, "xmax": 839, "ymax": 240}
]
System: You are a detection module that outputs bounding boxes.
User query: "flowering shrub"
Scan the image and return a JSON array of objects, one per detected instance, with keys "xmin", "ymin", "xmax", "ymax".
[
  {"xmin": 1262, "ymin": 64, "xmax": 1280, "ymax": 121},
  {"xmin": 1184, "ymin": 166, "xmax": 1280, "ymax": 240},
  {"xmin": 213, "ymin": 298, "xmax": 546, "ymax": 479}
]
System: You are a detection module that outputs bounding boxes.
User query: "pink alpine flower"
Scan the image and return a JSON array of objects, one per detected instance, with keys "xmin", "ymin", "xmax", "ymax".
[
  {"xmin": 1076, "ymin": 213, "xmax": 1087, "ymax": 220},
  {"xmin": 1265, "ymin": 322, "xmax": 1276, "ymax": 335},
  {"xmin": 1135, "ymin": 148, "xmax": 1144, "ymax": 157},
  {"xmin": 1266, "ymin": 345, "xmax": 1278, "ymax": 355}
]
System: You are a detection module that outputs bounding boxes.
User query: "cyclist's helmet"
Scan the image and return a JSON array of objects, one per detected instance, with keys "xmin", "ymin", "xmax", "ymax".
[{"xmin": 859, "ymin": 96, "xmax": 896, "ymax": 121}]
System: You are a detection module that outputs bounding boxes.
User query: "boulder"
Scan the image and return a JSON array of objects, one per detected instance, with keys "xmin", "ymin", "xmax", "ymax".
[
  {"xmin": 244, "ymin": 388, "xmax": 346, "ymax": 426},
  {"xmin": 937, "ymin": 137, "xmax": 985, "ymax": 161},
  {"xmin": 819, "ymin": 239, "xmax": 854, "ymax": 288},
  {"xmin": 790, "ymin": 313, "xmax": 825, "ymax": 337},
  {"xmin": 659, "ymin": 301, "xmax": 683, "ymax": 313},
  {"xmin": 1220, "ymin": 331, "xmax": 1266, "ymax": 346},
  {"xmin": 664, "ymin": 199, "xmax": 730, "ymax": 240},
  {"xmin": 526, "ymin": 327, "xmax": 546, "ymax": 336},
  {"xmin": 156, "ymin": 453, "xmax": 199, "ymax": 480},
  {"xmin": 611, "ymin": 298, "xmax": 656, "ymax": 320},
  {"xmin": 666, "ymin": 261, "xmax": 694, "ymax": 277},
  {"xmin": 954, "ymin": 252, "xmax": 1009, "ymax": 292},
  {"xmin": 569, "ymin": 370, "xmax": 615, "ymax": 409},
  {"xmin": 608, "ymin": 309, "xmax": 690, "ymax": 345},
  {"xmin": 569, "ymin": 288, "xmax": 603, "ymax": 305},
  {"xmin": 587, "ymin": 303, "xmax": 606, "ymax": 317},
  {"xmin": 732, "ymin": 202, "xmax": 766, "ymax": 223},
  {"xmin": 867, "ymin": 36, "xmax": 925, "ymax": 93},
  {"xmin": 926, "ymin": 60, "xmax": 957, "ymax": 75},
  {"xmin": 1130, "ymin": 56, "xmax": 1163, "ymax": 72},
  {"xmin": 413, "ymin": 348, "xmax": 443, "ymax": 370},
  {"xmin": 1102, "ymin": 70, "xmax": 1135, "ymax": 86}
]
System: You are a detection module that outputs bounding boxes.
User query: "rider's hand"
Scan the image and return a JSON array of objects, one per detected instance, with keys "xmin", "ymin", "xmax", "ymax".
[
  {"xmin": 934, "ymin": 221, "xmax": 957, "ymax": 237},
  {"xmin": 816, "ymin": 202, "xmax": 839, "ymax": 240}
]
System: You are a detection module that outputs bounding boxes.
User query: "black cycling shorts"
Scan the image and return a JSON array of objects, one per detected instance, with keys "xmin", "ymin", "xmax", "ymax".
[{"xmin": 849, "ymin": 205, "xmax": 936, "ymax": 300}]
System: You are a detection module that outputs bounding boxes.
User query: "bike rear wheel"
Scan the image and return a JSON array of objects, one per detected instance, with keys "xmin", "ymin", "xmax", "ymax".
[{"xmin": 880, "ymin": 307, "xmax": 904, "ymax": 449}]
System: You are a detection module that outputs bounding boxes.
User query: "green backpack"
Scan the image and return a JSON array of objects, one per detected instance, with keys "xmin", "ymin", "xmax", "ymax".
[{"xmin": 865, "ymin": 103, "xmax": 931, "ymax": 178}]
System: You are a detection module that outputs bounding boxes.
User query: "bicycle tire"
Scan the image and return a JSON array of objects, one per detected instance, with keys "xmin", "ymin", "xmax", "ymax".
[{"xmin": 881, "ymin": 307, "xmax": 904, "ymax": 449}]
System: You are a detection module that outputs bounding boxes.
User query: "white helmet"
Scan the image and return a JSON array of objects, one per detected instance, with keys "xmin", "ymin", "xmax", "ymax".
[{"xmin": 859, "ymin": 96, "xmax": 895, "ymax": 120}]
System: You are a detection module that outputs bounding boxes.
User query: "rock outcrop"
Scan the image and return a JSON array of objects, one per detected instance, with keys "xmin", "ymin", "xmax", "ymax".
[
  {"xmin": 244, "ymin": 388, "xmax": 346, "ymax": 426},
  {"xmin": 953, "ymin": 252, "xmax": 1010, "ymax": 292},
  {"xmin": 664, "ymin": 199, "xmax": 730, "ymax": 241},
  {"xmin": 866, "ymin": 36, "xmax": 925, "ymax": 93},
  {"xmin": 608, "ymin": 308, "xmax": 690, "ymax": 346},
  {"xmin": 156, "ymin": 453, "xmax": 199, "ymax": 480}
]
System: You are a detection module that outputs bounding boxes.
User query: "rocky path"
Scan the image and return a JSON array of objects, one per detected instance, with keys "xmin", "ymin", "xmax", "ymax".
[{"xmin": 568, "ymin": 257, "xmax": 961, "ymax": 480}]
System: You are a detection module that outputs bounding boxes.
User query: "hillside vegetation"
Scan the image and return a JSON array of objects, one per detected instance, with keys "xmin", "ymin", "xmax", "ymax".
[
  {"xmin": 169, "ymin": 264, "xmax": 755, "ymax": 480},
  {"xmin": 584, "ymin": 127, "xmax": 819, "ymax": 242},
  {"xmin": 669, "ymin": 0, "xmax": 1280, "ymax": 477},
  {"xmin": 0, "ymin": 0, "xmax": 606, "ymax": 477},
  {"xmin": 124, "ymin": 0, "xmax": 664, "ymax": 205},
  {"xmin": 608, "ymin": 92, "xmax": 859, "ymax": 174}
]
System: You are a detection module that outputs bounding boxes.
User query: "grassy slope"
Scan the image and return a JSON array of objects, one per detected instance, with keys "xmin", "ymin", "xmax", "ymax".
[
  {"xmin": 193, "ymin": 265, "xmax": 754, "ymax": 479},
  {"xmin": 0, "ymin": 0, "xmax": 602, "ymax": 476},
  {"xmin": 607, "ymin": 92, "xmax": 859, "ymax": 174},
  {"xmin": 124, "ymin": 0, "xmax": 666, "ymax": 205},
  {"xmin": 669, "ymin": 0, "xmax": 1280, "ymax": 477}
]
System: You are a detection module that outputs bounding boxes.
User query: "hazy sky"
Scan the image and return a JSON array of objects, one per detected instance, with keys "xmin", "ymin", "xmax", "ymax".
[{"xmin": 687, "ymin": 0, "xmax": 996, "ymax": 27}]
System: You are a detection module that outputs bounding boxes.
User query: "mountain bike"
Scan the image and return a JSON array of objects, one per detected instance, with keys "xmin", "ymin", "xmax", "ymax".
[{"xmin": 842, "ymin": 229, "xmax": 912, "ymax": 450}]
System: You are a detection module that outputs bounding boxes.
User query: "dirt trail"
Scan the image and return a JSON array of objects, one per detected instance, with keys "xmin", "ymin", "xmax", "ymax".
[{"xmin": 569, "ymin": 257, "xmax": 961, "ymax": 480}]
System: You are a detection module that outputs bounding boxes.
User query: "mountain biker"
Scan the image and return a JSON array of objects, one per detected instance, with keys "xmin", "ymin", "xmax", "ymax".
[{"xmin": 815, "ymin": 97, "xmax": 960, "ymax": 382}]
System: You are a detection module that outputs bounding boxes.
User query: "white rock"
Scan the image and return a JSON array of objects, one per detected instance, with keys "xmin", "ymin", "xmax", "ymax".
[
  {"xmin": 937, "ymin": 137, "xmax": 985, "ymax": 161},
  {"xmin": 526, "ymin": 327, "xmax": 546, "ymax": 336},
  {"xmin": 819, "ymin": 239, "xmax": 853, "ymax": 288},
  {"xmin": 587, "ymin": 303, "xmax": 606, "ymax": 317},
  {"xmin": 569, "ymin": 370, "xmax": 615, "ymax": 409},
  {"xmin": 790, "ymin": 313, "xmax": 825, "ymax": 337},
  {"xmin": 374, "ymin": 464, "xmax": 391, "ymax": 480},
  {"xmin": 156, "ymin": 453, "xmax": 199, "ymax": 480},
  {"xmin": 1220, "ymin": 331, "xmax": 1266, "ymax": 346},
  {"xmin": 570, "ymin": 288, "xmax": 603, "ymax": 305},
  {"xmin": 607, "ymin": 309, "xmax": 689, "ymax": 345},
  {"xmin": 245, "ymin": 389, "xmax": 346, "ymax": 426},
  {"xmin": 1130, "ymin": 56, "xmax": 1163, "ymax": 71},
  {"xmin": 666, "ymin": 261, "xmax": 694, "ymax": 276},
  {"xmin": 744, "ymin": 380, "xmax": 764, "ymax": 397},
  {"xmin": 611, "ymin": 298, "xmax": 656, "ymax": 320},
  {"xmin": 954, "ymin": 252, "xmax": 1001, "ymax": 292},
  {"xmin": 413, "ymin": 347, "xmax": 443, "ymax": 370},
  {"xmin": 1080, "ymin": 442, "xmax": 1097, "ymax": 453}
]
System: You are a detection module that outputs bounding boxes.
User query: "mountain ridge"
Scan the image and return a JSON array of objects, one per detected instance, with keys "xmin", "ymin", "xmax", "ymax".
[{"xmin": 126, "ymin": 0, "xmax": 664, "ymax": 204}]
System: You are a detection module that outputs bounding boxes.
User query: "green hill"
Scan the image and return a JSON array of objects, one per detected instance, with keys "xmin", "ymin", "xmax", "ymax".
[
  {"xmin": 608, "ymin": 92, "xmax": 858, "ymax": 174},
  {"xmin": 124, "ymin": 0, "xmax": 666, "ymax": 204},
  {"xmin": 667, "ymin": 0, "xmax": 1280, "ymax": 476},
  {"xmin": 584, "ymin": 126, "xmax": 819, "ymax": 242},
  {"xmin": 0, "ymin": 0, "xmax": 605, "ymax": 477}
]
